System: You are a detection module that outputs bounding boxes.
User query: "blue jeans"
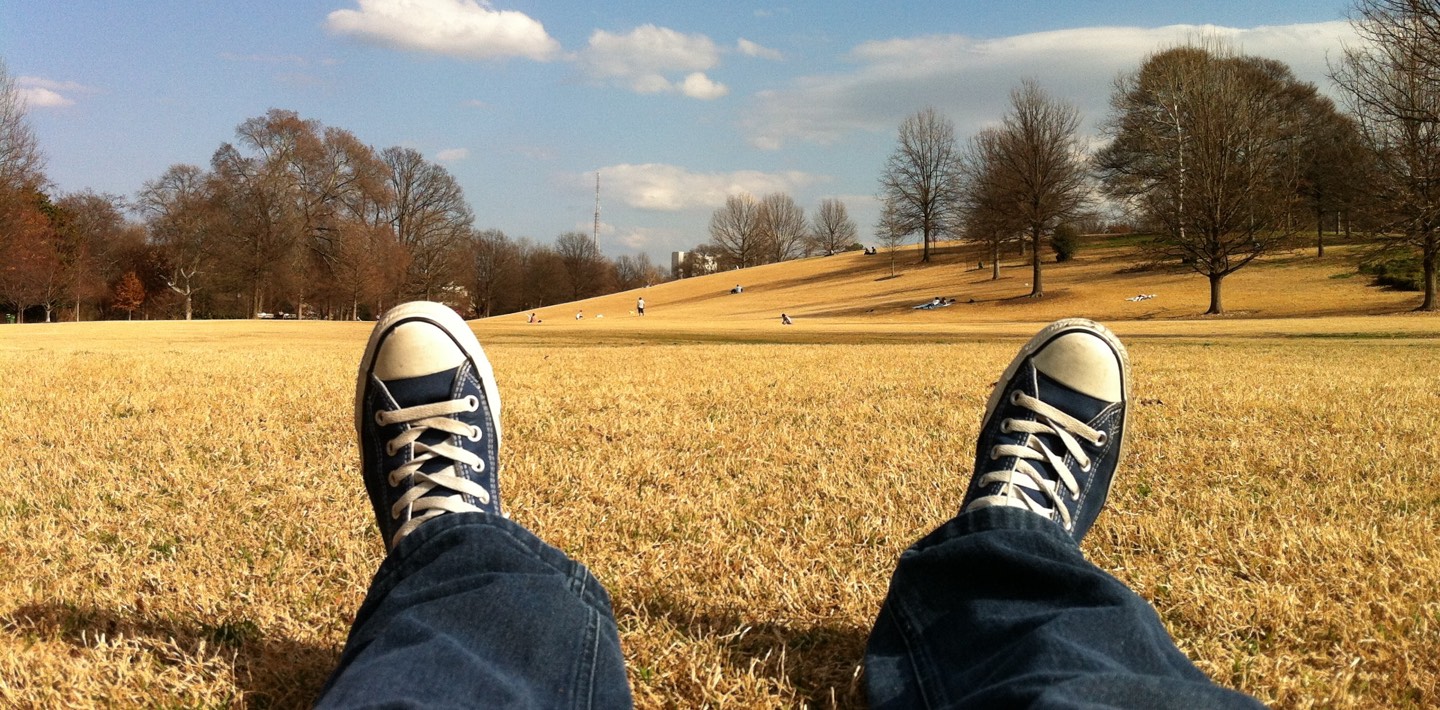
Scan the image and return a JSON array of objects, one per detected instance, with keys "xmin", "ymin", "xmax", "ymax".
[{"xmin": 317, "ymin": 508, "xmax": 1260, "ymax": 708}]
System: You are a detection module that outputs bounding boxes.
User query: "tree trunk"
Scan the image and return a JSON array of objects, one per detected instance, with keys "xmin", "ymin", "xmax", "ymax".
[
  {"xmin": 921, "ymin": 229, "xmax": 931, "ymax": 262},
  {"xmin": 1316, "ymin": 210, "xmax": 1325, "ymax": 257},
  {"xmin": 184, "ymin": 293, "xmax": 193, "ymax": 321},
  {"xmin": 991, "ymin": 242, "xmax": 1000, "ymax": 280},
  {"xmin": 1029, "ymin": 227, "xmax": 1043, "ymax": 297},
  {"xmin": 1207, "ymin": 273, "xmax": 1225, "ymax": 315},
  {"xmin": 1421, "ymin": 250, "xmax": 1437, "ymax": 311}
]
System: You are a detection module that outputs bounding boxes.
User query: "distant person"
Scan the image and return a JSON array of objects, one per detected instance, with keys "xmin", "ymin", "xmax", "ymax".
[
  {"xmin": 780, "ymin": 313, "xmax": 793, "ymax": 325},
  {"xmin": 637, "ymin": 297, "xmax": 645, "ymax": 316},
  {"xmin": 732, "ymin": 284, "xmax": 744, "ymax": 294},
  {"xmin": 575, "ymin": 310, "xmax": 583, "ymax": 320},
  {"xmin": 317, "ymin": 304, "xmax": 1263, "ymax": 709},
  {"xmin": 527, "ymin": 312, "xmax": 538, "ymax": 324}
]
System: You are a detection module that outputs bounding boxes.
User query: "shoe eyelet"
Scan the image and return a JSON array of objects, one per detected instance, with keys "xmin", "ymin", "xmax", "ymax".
[
  {"xmin": 999, "ymin": 420, "xmax": 1011, "ymax": 433},
  {"xmin": 1095, "ymin": 431, "xmax": 1109, "ymax": 446},
  {"xmin": 385, "ymin": 442, "xmax": 398, "ymax": 456},
  {"xmin": 374, "ymin": 411, "xmax": 387, "ymax": 426},
  {"xmin": 989, "ymin": 446, "xmax": 1001, "ymax": 460},
  {"xmin": 465, "ymin": 395, "xmax": 479, "ymax": 412},
  {"xmin": 466, "ymin": 426, "xmax": 482, "ymax": 442},
  {"xmin": 1009, "ymin": 390, "xmax": 1024, "ymax": 405}
]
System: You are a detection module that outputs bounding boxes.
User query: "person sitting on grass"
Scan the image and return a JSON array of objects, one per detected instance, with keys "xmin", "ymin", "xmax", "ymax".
[
  {"xmin": 317, "ymin": 303, "xmax": 1264, "ymax": 709},
  {"xmin": 780, "ymin": 313, "xmax": 793, "ymax": 325}
]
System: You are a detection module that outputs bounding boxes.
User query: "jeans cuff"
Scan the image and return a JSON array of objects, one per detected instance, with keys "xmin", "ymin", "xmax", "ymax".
[{"xmin": 912, "ymin": 505, "xmax": 1078, "ymax": 554}]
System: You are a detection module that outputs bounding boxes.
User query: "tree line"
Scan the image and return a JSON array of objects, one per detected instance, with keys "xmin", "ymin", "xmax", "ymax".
[
  {"xmin": 878, "ymin": 43, "xmax": 1380, "ymax": 315},
  {"xmin": 6, "ymin": 0, "xmax": 1440, "ymax": 320},
  {"xmin": 688, "ymin": 193, "xmax": 860, "ymax": 274},
  {"xmin": 0, "ymin": 86, "xmax": 663, "ymax": 322}
]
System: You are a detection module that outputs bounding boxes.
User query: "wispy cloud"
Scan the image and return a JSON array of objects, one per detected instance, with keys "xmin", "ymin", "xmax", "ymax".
[
  {"xmin": 326, "ymin": 0, "xmax": 561, "ymax": 61},
  {"xmin": 436, "ymin": 147, "xmax": 469, "ymax": 162},
  {"xmin": 579, "ymin": 24, "xmax": 728, "ymax": 99},
  {"xmin": 744, "ymin": 21, "xmax": 1355, "ymax": 149},
  {"xmin": 595, "ymin": 163, "xmax": 821, "ymax": 211},
  {"xmin": 16, "ymin": 76, "xmax": 94, "ymax": 108},
  {"xmin": 737, "ymin": 38, "xmax": 782, "ymax": 60}
]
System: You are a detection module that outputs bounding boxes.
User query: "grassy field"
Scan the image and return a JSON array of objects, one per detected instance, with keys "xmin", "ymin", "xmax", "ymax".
[{"xmin": 1, "ymin": 243, "xmax": 1438, "ymax": 708}]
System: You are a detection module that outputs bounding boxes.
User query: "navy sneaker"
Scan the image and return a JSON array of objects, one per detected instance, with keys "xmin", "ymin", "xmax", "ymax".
[
  {"xmin": 355, "ymin": 302, "xmax": 502, "ymax": 550},
  {"xmin": 961, "ymin": 318, "xmax": 1129, "ymax": 541}
]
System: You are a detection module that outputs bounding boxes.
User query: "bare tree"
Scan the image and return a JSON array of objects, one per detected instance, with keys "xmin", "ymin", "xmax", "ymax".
[
  {"xmin": 383, "ymin": 146, "xmax": 473, "ymax": 300},
  {"xmin": 0, "ymin": 193, "xmax": 58, "ymax": 322},
  {"xmin": 875, "ymin": 203, "xmax": 910, "ymax": 278},
  {"xmin": 1097, "ymin": 44, "xmax": 1307, "ymax": 314},
  {"xmin": 810, "ymin": 198, "xmax": 858, "ymax": 255},
  {"xmin": 0, "ymin": 58, "xmax": 44, "ymax": 202},
  {"xmin": 1296, "ymin": 105, "xmax": 1372, "ymax": 256},
  {"xmin": 1333, "ymin": 0, "xmax": 1440, "ymax": 309},
  {"xmin": 991, "ymin": 80, "xmax": 1090, "ymax": 297},
  {"xmin": 54, "ymin": 190, "xmax": 128, "ymax": 321},
  {"xmin": 467, "ymin": 228, "xmax": 519, "ymax": 318},
  {"xmin": 879, "ymin": 108, "xmax": 964, "ymax": 262},
  {"xmin": 708, "ymin": 193, "xmax": 765, "ymax": 268},
  {"xmin": 757, "ymin": 192, "xmax": 807, "ymax": 263},
  {"xmin": 960, "ymin": 128, "xmax": 1025, "ymax": 281},
  {"xmin": 137, "ymin": 165, "xmax": 217, "ymax": 320},
  {"xmin": 555, "ymin": 230, "xmax": 604, "ymax": 301},
  {"xmin": 614, "ymin": 253, "xmax": 659, "ymax": 291}
]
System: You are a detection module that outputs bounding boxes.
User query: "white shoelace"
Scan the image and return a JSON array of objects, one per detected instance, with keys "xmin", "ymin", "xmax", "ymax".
[
  {"xmin": 375, "ymin": 395, "xmax": 488, "ymax": 546},
  {"xmin": 967, "ymin": 390, "xmax": 1107, "ymax": 532}
]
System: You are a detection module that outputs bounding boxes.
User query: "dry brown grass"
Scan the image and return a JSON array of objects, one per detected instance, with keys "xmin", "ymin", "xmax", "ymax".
[{"xmin": 1, "ymin": 244, "xmax": 1437, "ymax": 708}]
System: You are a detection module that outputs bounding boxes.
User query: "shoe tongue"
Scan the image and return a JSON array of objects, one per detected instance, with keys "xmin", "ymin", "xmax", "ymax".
[
  {"xmin": 384, "ymin": 367, "xmax": 464, "ymax": 477},
  {"xmin": 1034, "ymin": 370, "xmax": 1109, "ymax": 425},
  {"xmin": 383, "ymin": 368, "xmax": 460, "ymax": 409}
]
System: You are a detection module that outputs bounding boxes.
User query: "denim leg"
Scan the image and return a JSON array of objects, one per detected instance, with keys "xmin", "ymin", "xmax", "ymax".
[
  {"xmin": 864, "ymin": 506, "xmax": 1263, "ymax": 709},
  {"xmin": 316, "ymin": 513, "xmax": 633, "ymax": 710}
]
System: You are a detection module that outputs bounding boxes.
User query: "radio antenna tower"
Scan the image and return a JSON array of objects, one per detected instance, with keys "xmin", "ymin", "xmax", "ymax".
[{"xmin": 592, "ymin": 171, "xmax": 601, "ymax": 250}]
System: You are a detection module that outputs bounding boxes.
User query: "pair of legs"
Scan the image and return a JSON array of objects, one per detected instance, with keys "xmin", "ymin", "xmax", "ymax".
[{"xmin": 316, "ymin": 303, "xmax": 1262, "ymax": 708}]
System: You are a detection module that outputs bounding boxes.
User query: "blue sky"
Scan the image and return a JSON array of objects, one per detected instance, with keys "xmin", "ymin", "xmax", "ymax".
[{"xmin": 4, "ymin": 1, "xmax": 1354, "ymax": 261}]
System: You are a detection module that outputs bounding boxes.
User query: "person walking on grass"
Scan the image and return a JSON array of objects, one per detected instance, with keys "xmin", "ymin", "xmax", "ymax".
[
  {"xmin": 317, "ymin": 302, "xmax": 1263, "ymax": 709},
  {"xmin": 636, "ymin": 297, "xmax": 645, "ymax": 316}
]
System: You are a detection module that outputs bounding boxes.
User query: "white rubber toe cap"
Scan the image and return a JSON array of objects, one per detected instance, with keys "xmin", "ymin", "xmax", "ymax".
[
  {"xmin": 373, "ymin": 321, "xmax": 466, "ymax": 381},
  {"xmin": 1031, "ymin": 332, "xmax": 1124, "ymax": 403}
]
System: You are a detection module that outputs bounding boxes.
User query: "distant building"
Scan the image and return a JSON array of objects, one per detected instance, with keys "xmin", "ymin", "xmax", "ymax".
[{"xmin": 671, "ymin": 251, "xmax": 719, "ymax": 279}]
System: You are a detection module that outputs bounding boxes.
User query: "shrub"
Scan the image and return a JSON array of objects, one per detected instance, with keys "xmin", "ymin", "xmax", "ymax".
[
  {"xmin": 1359, "ymin": 255, "xmax": 1423, "ymax": 291},
  {"xmin": 1051, "ymin": 224, "xmax": 1081, "ymax": 262}
]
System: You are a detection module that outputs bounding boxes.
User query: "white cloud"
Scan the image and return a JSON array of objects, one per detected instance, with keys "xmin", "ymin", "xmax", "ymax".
[
  {"xmin": 16, "ymin": 76, "xmax": 92, "ymax": 108},
  {"xmin": 436, "ymin": 147, "xmax": 469, "ymax": 161},
  {"xmin": 326, "ymin": 0, "xmax": 560, "ymax": 61},
  {"xmin": 616, "ymin": 227, "xmax": 661, "ymax": 249},
  {"xmin": 737, "ymin": 38, "xmax": 782, "ymax": 60},
  {"xmin": 17, "ymin": 87, "xmax": 72, "ymax": 108},
  {"xmin": 679, "ymin": 72, "xmax": 728, "ymax": 99},
  {"xmin": 596, "ymin": 163, "xmax": 821, "ymax": 212},
  {"xmin": 579, "ymin": 24, "xmax": 728, "ymax": 99},
  {"xmin": 744, "ymin": 21, "xmax": 1355, "ymax": 149}
]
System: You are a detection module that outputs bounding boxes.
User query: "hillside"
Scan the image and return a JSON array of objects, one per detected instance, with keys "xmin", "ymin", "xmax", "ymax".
[{"xmin": 482, "ymin": 237, "xmax": 1435, "ymax": 340}]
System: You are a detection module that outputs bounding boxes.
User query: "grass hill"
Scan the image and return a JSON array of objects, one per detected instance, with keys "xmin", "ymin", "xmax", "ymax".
[
  {"xmin": 487, "ymin": 236, "xmax": 1436, "ymax": 343},
  {"xmin": 2, "ymin": 236, "xmax": 1438, "ymax": 707}
]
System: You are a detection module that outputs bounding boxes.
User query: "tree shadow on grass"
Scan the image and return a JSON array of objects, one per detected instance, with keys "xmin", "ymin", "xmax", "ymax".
[
  {"xmin": 1, "ymin": 602, "xmax": 339, "ymax": 709},
  {"xmin": 624, "ymin": 592, "xmax": 871, "ymax": 708}
]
